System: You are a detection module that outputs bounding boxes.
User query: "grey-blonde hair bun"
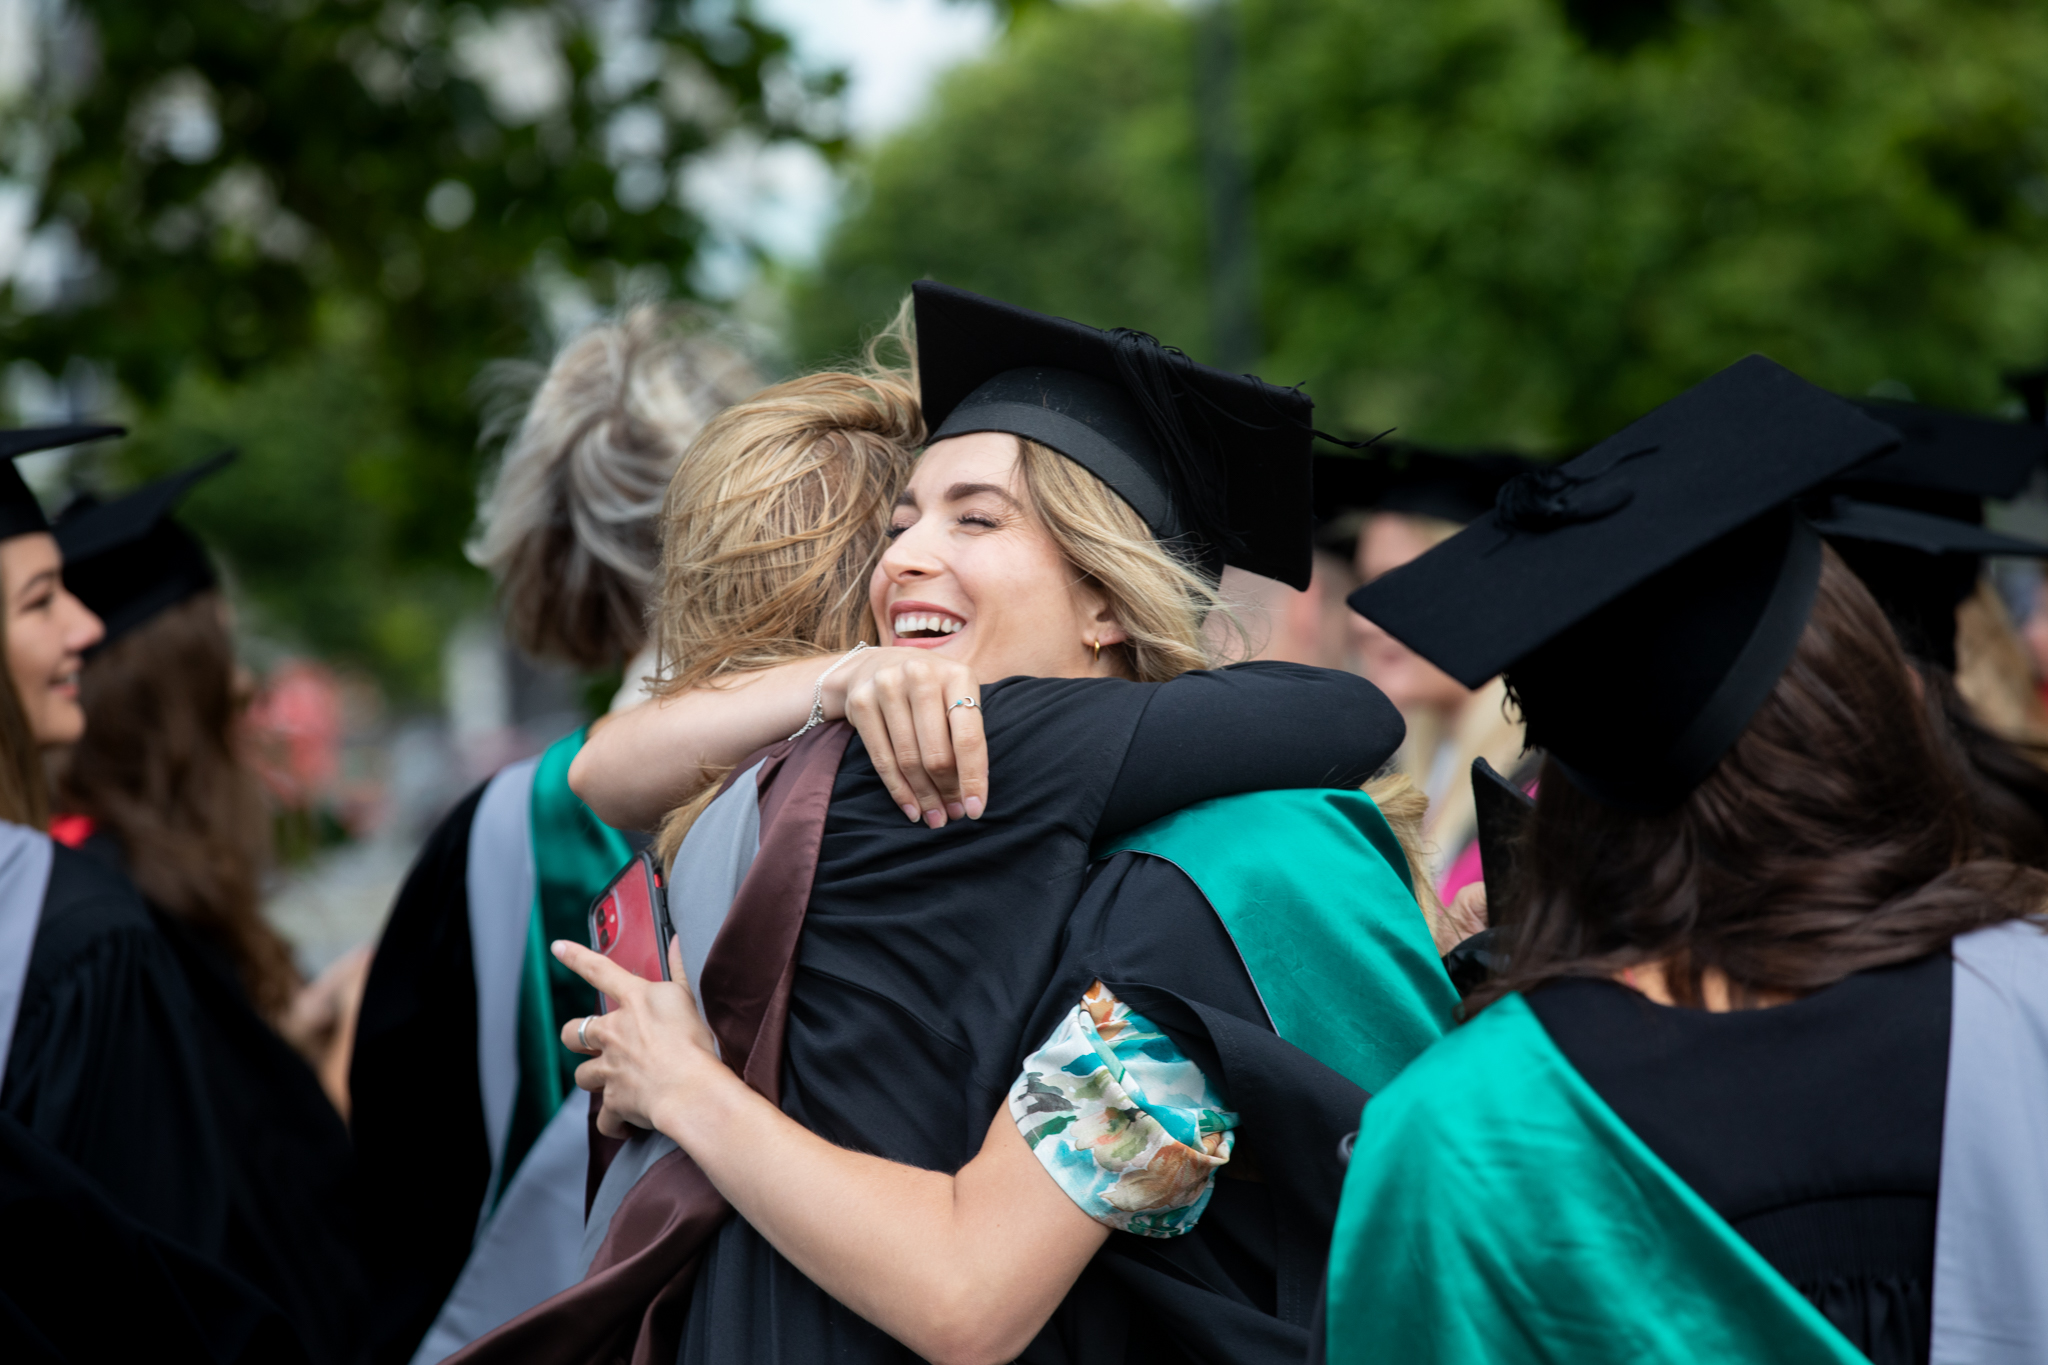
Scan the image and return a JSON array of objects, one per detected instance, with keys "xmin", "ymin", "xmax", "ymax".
[{"xmin": 469, "ymin": 305, "xmax": 762, "ymax": 669}]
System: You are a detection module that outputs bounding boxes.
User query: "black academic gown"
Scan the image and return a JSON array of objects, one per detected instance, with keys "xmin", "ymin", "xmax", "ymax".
[
  {"xmin": 350, "ymin": 783, "xmax": 492, "ymax": 1365},
  {"xmin": 1, "ymin": 843, "xmax": 231, "ymax": 1251},
  {"xmin": 77, "ymin": 832, "xmax": 371, "ymax": 1365},
  {"xmin": 0, "ymin": 1107, "xmax": 307, "ymax": 1364},
  {"xmin": 1527, "ymin": 954, "xmax": 1949, "ymax": 1365},
  {"xmin": 677, "ymin": 662, "xmax": 1398, "ymax": 1362}
]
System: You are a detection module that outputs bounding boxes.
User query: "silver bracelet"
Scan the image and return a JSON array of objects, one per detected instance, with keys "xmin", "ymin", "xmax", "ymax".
[{"xmin": 787, "ymin": 642, "xmax": 871, "ymax": 742}]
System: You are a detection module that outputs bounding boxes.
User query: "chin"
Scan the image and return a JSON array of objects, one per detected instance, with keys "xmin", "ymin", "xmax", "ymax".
[{"xmin": 37, "ymin": 708, "xmax": 86, "ymax": 749}]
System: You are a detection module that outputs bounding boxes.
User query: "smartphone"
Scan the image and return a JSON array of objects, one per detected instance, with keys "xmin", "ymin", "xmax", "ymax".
[
  {"xmin": 1471, "ymin": 757, "xmax": 1536, "ymax": 924},
  {"xmin": 588, "ymin": 850, "xmax": 673, "ymax": 1014}
]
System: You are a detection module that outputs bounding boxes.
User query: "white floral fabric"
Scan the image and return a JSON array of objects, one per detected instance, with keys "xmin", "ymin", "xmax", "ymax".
[{"xmin": 1008, "ymin": 981, "xmax": 1237, "ymax": 1238}]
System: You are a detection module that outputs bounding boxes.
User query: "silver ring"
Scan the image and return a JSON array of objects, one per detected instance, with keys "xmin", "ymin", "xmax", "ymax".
[
  {"xmin": 577, "ymin": 1017, "xmax": 594, "ymax": 1052},
  {"xmin": 949, "ymin": 697, "xmax": 977, "ymax": 711}
]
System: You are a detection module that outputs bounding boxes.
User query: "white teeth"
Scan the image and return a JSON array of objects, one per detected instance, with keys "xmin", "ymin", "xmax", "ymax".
[{"xmin": 894, "ymin": 613, "xmax": 963, "ymax": 636}]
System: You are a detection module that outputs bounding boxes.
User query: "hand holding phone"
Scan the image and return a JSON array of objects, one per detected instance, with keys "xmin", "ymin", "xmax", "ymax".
[{"xmin": 588, "ymin": 851, "xmax": 673, "ymax": 1014}]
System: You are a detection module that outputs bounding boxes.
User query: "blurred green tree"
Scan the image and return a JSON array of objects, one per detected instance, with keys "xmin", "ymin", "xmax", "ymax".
[
  {"xmin": 798, "ymin": 0, "xmax": 2048, "ymax": 453},
  {"xmin": 2, "ymin": 0, "xmax": 838, "ymax": 693},
  {"xmin": 791, "ymin": 1, "xmax": 1209, "ymax": 363}
]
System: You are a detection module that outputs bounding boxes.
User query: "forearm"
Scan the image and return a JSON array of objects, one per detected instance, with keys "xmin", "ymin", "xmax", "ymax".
[
  {"xmin": 654, "ymin": 1072, "xmax": 1100, "ymax": 1365},
  {"xmin": 569, "ymin": 658, "xmax": 826, "ymax": 829}
]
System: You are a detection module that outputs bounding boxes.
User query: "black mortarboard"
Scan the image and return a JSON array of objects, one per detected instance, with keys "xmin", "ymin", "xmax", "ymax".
[
  {"xmin": 914, "ymin": 281, "xmax": 1317, "ymax": 588},
  {"xmin": 1314, "ymin": 446, "xmax": 1538, "ymax": 529},
  {"xmin": 56, "ymin": 451, "xmax": 232, "ymax": 644},
  {"xmin": 1808, "ymin": 495, "xmax": 2048, "ymax": 672},
  {"xmin": 1349, "ymin": 355, "xmax": 1901, "ymax": 811},
  {"xmin": 0, "ymin": 425, "xmax": 125, "ymax": 542},
  {"xmin": 1835, "ymin": 399, "xmax": 2045, "ymax": 519},
  {"xmin": 1810, "ymin": 402, "xmax": 2048, "ymax": 671}
]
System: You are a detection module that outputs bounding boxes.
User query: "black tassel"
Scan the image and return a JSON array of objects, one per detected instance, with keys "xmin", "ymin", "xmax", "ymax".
[{"xmin": 1109, "ymin": 328, "xmax": 1236, "ymax": 555}]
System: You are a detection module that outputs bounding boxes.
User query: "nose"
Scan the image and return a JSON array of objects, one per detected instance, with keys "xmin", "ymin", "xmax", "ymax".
[
  {"xmin": 61, "ymin": 590, "xmax": 104, "ymax": 653},
  {"xmin": 878, "ymin": 518, "xmax": 943, "ymax": 583}
]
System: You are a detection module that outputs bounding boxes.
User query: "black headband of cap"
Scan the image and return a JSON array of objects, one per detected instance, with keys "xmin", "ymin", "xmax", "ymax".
[{"xmin": 928, "ymin": 367, "xmax": 1181, "ymax": 541}]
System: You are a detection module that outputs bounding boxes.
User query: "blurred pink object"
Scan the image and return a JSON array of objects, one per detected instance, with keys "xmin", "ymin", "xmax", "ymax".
[
  {"xmin": 1438, "ymin": 837, "xmax": 1486, "ymax": 906},
  {"xmin": 248, "ymin": 659, "xmax": 344, "ymax": 807}
]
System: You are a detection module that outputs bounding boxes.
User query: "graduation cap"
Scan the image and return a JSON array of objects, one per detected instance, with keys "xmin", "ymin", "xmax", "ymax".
[
  {"xmin": 914, "ymin": 281, "xmax": 1318, "ymax": 589},
  {"xmin": 1806, "ymin": 496, "xmax": 2048, "ymax": 672},
  {"xmin": 1313, "ymin": 445, "xmax": 1539, "ymax": 561},
  {"xmin": 1349, "ymin": 355, "xmax": 1902, "ymax": 811},
  {"xmin": 1835, "ymin": 399, "xmax": 2045, "ymax": 519},
  {"xmin": 55, "ymin": 451, "xmax": 233, "ymax": 644},
  {"xmin": 0, "ymin": 425, "xmax": 126, "ymax": 541}
]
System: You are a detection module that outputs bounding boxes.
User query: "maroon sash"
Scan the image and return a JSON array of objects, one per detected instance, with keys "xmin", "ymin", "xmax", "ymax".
[{"xmin": 448, "ymin": 722, "xmax": 853, "ymax": 1365}]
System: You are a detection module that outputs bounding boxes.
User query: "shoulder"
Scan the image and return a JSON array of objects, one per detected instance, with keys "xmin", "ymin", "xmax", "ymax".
[
  {"xmin": 1162, "ymin": 660, "xmax": 1396, "ymax": 711},
  {"xmin": 27, "ymin": 844, "xmax": 177, "ymax": 990}
]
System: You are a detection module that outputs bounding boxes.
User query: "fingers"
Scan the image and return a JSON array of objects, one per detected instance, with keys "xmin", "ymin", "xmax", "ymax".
[
  {"xmin": 847, "ymin": 677, "xmax": 928, "ymax": 823},
  {"xmin": 945, "ymin": 682, "xmax": 988, "ymax": 820},
  {"xmin": 843, "ymin": 656, "xmax": 988, "ymax": 828},
  {"xmin": 553, "ymin": 939, "xmax": 638, "ymax": 999},
  {"xmin": 563, "ymin": 1013, "xmax": 600, "ymax": 1055}
]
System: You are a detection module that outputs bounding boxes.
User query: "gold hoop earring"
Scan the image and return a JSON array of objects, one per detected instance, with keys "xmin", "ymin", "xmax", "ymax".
[{"xmin": 1092, "ymin": 639, "xmax": 1102, "ymax": 663}]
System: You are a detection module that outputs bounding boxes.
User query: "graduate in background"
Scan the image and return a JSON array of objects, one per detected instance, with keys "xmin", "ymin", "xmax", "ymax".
[
  {"xmin": 1317, "ymin": 446, "xmax": 1536, "ymax": 901},
  {"xmin": 1810, "ymin": 399, "xmax": 2048, "ymax": 865},
  {"xmin": 349, "ymin": 307, "xmax": 758, "ymax": 1365},
  {"xmin": 1333, "ymin": 358, "xmax": 2048, "ymax": 1365},
  {"xmin": 48, "ymin": 451, "xmax": 369, "ymax": 1365},
  {"xmin": 0, "ymin": 428, "xmax": 284, "ymax": 1322}
]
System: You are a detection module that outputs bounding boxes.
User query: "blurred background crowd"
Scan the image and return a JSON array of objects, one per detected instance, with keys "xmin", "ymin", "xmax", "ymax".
[{"xmin": 6, "ymin": 0, "xmax": 2048, "ymax": 986}]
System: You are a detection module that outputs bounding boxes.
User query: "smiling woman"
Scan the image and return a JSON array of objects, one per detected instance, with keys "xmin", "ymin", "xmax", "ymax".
[
  {"xmin": 493, "ymin": 284, "xmax": 1449, "ymax": 1365},
  {"xmin": 0, "ymin": 426, "xmax": 303, "ymax": 1355}
]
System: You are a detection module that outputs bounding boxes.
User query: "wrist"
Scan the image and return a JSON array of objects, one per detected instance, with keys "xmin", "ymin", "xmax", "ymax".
[{"xmin": 651, "ymin": 1052, "xmax": 756, "ymax": 1152}]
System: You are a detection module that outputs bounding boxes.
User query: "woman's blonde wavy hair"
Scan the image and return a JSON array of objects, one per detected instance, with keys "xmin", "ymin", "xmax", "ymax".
[
  {"xmin": 1012, "ymin": 438, "xmax": 1241, "ymax": 682},
  {"xmin": 650, "ymin": 320, "xmax": 923, "ymax": 861}
]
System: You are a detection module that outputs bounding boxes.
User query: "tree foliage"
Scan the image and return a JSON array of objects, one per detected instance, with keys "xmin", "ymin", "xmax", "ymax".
[
  {"xmin": 2, "ymin": 0, "xmax": 836, "ymax": 690},
  {"xmin": 797, "ymin": 0, "xmax": 2048, "ymax": 452}
]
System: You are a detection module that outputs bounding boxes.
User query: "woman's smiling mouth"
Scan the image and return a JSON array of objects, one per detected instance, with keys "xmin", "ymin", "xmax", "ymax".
[{"xmin": 890, "ymin": 604, "xmax": 967, "ymax": 642}]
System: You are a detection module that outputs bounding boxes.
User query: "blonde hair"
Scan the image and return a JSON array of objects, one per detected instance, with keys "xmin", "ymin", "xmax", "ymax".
[
  {"xmin": 1362, "ymin": 769, "xmax": 1451, "ymax": 941},
  {"xmin": 1013, "ymin": 438, "xmax": 1241, "ymax": 681},
  {"xmin": 651, "ymin": 323, "xmax": 922, "ymax": 861},
  {"xmin": 469, "ymin": 305, "xmax": 761, "ymax": 669}
]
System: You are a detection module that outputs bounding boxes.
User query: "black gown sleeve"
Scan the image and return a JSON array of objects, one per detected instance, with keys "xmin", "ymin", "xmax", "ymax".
[
  {"xmin": 1, "ymin": 845, "xmax": 230, "ymax": 1255},
  {"xmin": 349, "ymin": 782, "xmax": 490, "ymax": 1365},
  {"xmin": 1097, "ymin": 662, "xmax": 1403, "ymax": 839},
  {"xmin": 1017, "ymin": 853, "xmax": 1371, "ymax": 1365}
]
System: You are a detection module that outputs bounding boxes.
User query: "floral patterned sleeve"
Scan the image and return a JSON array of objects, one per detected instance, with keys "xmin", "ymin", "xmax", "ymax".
[{"xmin": 1007, "ymin": 980, "xmax": 1237, "ymax": 1238}]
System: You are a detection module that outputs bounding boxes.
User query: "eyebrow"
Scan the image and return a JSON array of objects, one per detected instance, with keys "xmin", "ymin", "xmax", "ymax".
[
  {"xmin": 892, "ymin": 482, "xmax": 1025, "ymax": 511},
  {"xmin": 11, "ymin": 570, "xmax": 55, "ymax": 603}
]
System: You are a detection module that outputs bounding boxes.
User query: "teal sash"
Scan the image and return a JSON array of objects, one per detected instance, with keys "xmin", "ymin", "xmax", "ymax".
[
  {"xmin": 1324, "ymin": 992, "xmax": 1866, "ymax": 1364},
  {"xmin": 501, "ymin": 729, "xmax": 633, "ymax": 1195},
  {"xmin": 1098, "ymin": 788, "xmax": 1457, "ymax": 1095}
]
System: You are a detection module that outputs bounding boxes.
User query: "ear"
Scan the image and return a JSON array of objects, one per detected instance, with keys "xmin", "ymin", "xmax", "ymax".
[{"xmin": 1084, "ymin": 590, "xmax": 1129, "ymax": 648}]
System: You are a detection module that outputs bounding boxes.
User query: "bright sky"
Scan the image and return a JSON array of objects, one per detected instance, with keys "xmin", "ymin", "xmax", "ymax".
[{"xmin": 763, "ymin": 0, "xmax": 998, "ymax": 140}]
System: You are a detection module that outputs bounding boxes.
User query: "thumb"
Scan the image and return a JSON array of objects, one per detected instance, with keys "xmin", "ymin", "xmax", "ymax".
[{"xmin": 667, "ymin": 935, "xmax": 686, "ymax": 985}]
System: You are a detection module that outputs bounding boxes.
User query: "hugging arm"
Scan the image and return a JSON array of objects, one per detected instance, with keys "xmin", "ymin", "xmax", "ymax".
[
  {"xmin": 1098, "ymin": 662, "xmax": 1407, "ymax": 838},
  {"xmin": 556, "ymin": 940, "xmax": 1105, "ymax": 1365},
  {"xmin": 568, "ymin": 648, "xmax": 990, "ymax": 832}
]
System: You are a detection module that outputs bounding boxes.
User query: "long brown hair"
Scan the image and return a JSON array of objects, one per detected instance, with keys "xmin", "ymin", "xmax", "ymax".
[
  {"xmin": 55, "ymin": 592, "xmax": 297, "ymax": 1020},
  {"xmin": 0, "ymin": 586, "xmax": 48, "ymax": 829},
  {"xmin": 1482, "ymin": 548, "xmax": 2046, "ymax": 1010}
]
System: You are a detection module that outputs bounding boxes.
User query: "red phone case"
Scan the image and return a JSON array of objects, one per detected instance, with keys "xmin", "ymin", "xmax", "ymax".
[{"xmin": 588, "ymin": 851, "xmax": 672, "ymax": 1014}]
